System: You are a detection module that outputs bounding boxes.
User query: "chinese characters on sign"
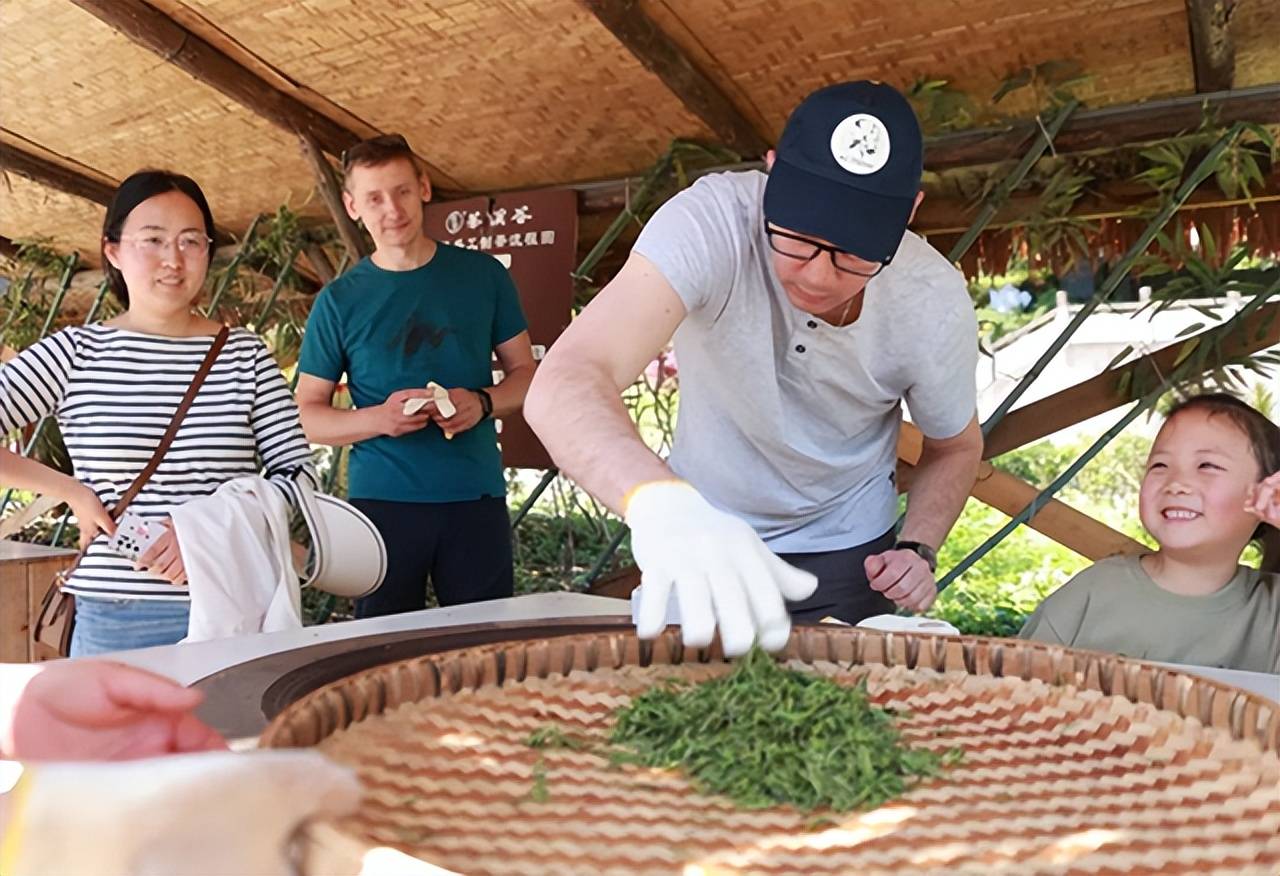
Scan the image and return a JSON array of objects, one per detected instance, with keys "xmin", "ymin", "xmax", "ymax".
[{"xmin": 423, "ymin": 189, "xmax": 578, "ymax": 469}]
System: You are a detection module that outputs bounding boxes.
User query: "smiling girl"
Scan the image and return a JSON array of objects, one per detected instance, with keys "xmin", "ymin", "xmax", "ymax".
[
  {"xmin": 1020, "ymin": 393, "xmax": 1280, "ymax": 673},
  {"xmin": 0, "ymin": 170, "xmax": 316, "ymax": 656}
]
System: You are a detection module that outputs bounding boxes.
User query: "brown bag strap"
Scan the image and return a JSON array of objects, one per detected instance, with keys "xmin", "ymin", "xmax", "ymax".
[{"xmin": 60, "ymin": 325, "xmax": 231, "ymax": 575}]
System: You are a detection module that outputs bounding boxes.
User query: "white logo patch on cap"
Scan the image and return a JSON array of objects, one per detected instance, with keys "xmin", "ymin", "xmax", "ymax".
[{"xmin": 830, "ymin": 113, "xmax": 890, "ymax": 175}]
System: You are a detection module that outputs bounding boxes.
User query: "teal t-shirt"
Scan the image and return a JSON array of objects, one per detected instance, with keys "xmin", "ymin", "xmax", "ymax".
[{"xmin": 298, "ymin": 244, "xmax": 528, "ymax": 502}]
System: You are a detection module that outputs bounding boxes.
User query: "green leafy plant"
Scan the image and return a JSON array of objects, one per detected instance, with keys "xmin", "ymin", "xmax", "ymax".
[{"xmin": 907, "ymin": 77, "xmax": 980, "ymax": 134}]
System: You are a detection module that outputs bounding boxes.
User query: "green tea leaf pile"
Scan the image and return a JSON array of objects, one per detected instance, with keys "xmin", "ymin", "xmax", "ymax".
[{"xmin": 606, "ymin": 648, "xmax": 955, "ymax": 811}]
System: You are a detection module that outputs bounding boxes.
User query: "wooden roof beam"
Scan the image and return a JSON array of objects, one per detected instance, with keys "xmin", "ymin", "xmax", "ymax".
[
  {"xmin": 67, "ymin": 0, "xmax": 463, "ymax": 193},
  {"xmin": 581, "ymin": 0, "xmax": 769, "ymax": 159},
  {"xmin": 571, "ymin": 84, "xmax": 1280, "ymax": 212},
  {"xmin": 1185, "ymin": 0, "xmax": 1237, "ymax": 93},
  {"xmin": 0, "ymin": 139, "xmax": 116, "ymax": 206}
]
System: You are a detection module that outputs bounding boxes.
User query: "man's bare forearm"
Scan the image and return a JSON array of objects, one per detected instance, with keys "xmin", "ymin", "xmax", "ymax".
[
  {"xmin": 899, "ymin": 431, "xmax": 982, "ymax": 550},
  {"xmin": 298, "ymin": 403, "xmax": 384, "ymax": 447},
  {"xmin": 525, "ymin": 360, "xmax": 673, "ymax": 515}
]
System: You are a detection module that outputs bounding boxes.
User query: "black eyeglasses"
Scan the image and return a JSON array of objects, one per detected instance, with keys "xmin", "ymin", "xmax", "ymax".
[
  {"xmin": 765, "ymin": 225, "xmax": 889, "ymax": 278},
  {"xmin": 340, "ymin": 133, "xmax": 412, "ymax": 171}
]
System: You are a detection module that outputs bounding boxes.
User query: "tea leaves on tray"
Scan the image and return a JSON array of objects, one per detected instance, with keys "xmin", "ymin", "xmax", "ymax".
[{"xmin": 607, "ymin": 647, "xmax": 954, "ymax": 812}]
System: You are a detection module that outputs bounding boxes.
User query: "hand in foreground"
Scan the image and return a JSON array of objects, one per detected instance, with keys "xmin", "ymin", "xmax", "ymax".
[
  {"xmin": 378, "ymin": 388, "xmax": 435, "ymax": 437},
  {"xmin": 1246, "ymin": 471, "xmax": 1280, "ymax": 528},
  {"xmin": 432, "ymin": 387, "xmax": 485, "ymax": 437},
  {"xmin": 67, "ymin": 483, "xmax": 115, "ymax": 549},
  {"xmin": 0, "ymin": 660, "xmax": 226, "ymax": 761},
  {"xmin": 625, "ymin": 480, "xmax": 818, "ymax": 656},
  {"xmin": 865, "ymin": 548, "xmax": 938, "ymax": 612},
  {"xmin": 4, "ymin": 750, "xmax": 360, "ymax": 876}
]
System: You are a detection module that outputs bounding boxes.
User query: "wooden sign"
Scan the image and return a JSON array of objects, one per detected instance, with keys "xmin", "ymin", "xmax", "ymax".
[{"xmin": 423, "ymin": 189, "xmax": 578, "ymax": 469}]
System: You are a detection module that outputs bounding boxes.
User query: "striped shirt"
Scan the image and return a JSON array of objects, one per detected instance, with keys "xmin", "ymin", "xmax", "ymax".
[{"xmin": 0, "ymin": 325, "xmax": 317, "ymax": 600}]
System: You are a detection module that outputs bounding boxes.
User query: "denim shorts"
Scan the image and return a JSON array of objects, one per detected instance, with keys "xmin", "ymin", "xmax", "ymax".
[{"xmin": 70, "ymin": 596, "xmax": 191, "ymax": 658}]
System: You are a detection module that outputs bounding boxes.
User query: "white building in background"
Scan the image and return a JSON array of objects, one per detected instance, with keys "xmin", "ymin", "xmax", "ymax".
[{"xmin": 973, "ymin": 291, "xmax": 1277, "ymax": 446}]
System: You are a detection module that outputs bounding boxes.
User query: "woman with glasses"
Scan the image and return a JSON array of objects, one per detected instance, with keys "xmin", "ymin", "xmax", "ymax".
[
  {"xmin": 527, "ymin": 81, "xmax": 983, "ymax": 656},
  {"xmin": 0, "ymin": 170, "xmax": 316, "ymax": 655}
]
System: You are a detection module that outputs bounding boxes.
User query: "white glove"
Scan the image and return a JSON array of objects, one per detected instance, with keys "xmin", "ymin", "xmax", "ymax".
[
  {"xmin": 624, "ymin": 480, "xmax": 818, "ymax": 656},
  {"xmin": 2, "ymin": 750, "xmax": 361, "ymax": 876}
]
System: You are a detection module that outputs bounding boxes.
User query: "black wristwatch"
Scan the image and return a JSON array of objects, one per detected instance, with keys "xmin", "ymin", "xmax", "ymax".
[
  {"xmin": 894, "ymin": 540, "xmax": 938, "ymax": 573},
  {"xmin": 474, "ymin": 388, "xmax": 494, "ymax": 420}
]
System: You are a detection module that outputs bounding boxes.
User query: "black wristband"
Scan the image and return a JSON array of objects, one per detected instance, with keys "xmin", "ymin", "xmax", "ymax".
[
  {"xmin": 894, "ymin": 540, "xmax": 938, "ymax": 573},
  {"xmin": 475, "ymin": 388, "xmax": 493, "ymax": 419}
]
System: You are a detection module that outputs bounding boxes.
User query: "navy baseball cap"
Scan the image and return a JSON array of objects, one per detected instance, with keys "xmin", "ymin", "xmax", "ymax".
[{"xmin": 763, "ymin": 81, "xmax": 923, "ymax": 264}]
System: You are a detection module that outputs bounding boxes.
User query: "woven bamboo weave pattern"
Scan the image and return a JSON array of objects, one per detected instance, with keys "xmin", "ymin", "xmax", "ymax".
[
  {"xmin": 645, "ymin": 0, "xmax": 1195, "ymax": 132},
  {"xmin": 0, "ymin": 174, "xmax": 105, "ymax": 261},
  {"xmin": 262, "ymin": 630, "xmax": 1280, "ymax": 875},
  {"xmin": 158, "ymin": 0, "xmax": 714, "ymax": 189},
  {"xmin": 0, "ymin": 0, "xmax": 322, "ymax": 236}
]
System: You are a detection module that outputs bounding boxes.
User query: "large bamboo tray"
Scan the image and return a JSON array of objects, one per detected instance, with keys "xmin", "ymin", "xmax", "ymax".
[{"xmin": 260, "ymin": 628, "xmax": 1280, "ymax": 875}]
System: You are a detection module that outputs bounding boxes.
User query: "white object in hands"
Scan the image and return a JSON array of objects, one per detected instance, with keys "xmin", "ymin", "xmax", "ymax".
[
  {"xmin": 4, "ymin": 750, "xmax": 360, "ymax": 876},
  {"xmin": 400, "ymin": 382, "xmax": 457, "ymax": 418},
  {"xmin": 427, "ymin": 382, "xmax": 456, "ymax": 418},
  {"xmin": 856, "ymin": 614, "xmax": 960, "ymax": 636},
  {"xmin": 624, "ymin": 480, "xmax": 818, "ymax": 656},
  {"xmin": 105, "ymin": 510, "xmax": 166, "ymax": 562}
]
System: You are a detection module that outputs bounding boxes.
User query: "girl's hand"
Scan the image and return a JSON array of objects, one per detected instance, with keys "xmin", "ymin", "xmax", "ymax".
[
  {"xmin": 137, "ymin": 519, "xmax": 187, "ymax": 585},
  {"xmin": 1246, "ymin": 472, "xmax": 1280, "ymax": 528},
  {"xmin": 67, "ymin": 484, "xmax": 115, "ymax": 549}
]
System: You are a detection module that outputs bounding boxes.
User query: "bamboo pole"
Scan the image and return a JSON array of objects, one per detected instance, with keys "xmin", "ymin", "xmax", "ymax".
[
  {"xmin": 299, "ymin": 132, "xmax": 370, "ymax": 264},
  {"xmin": 0, "ymin": 252, "xmax": 80, "ymax": 517},
  {"xmin": 253, "ymin": 244, "xmax": 299, "ymax": 328},
  {"xmin": 939, "ymin": 277, "xmax": 1280, "ymax": 590},
  {"xmin": 980, "ymin": 123, "xmax": 1252, "ymax": 435},
  {"xmin": 510, "ymin": 469, "xmax": 558, "ymax": 531},
  {"xmin": 0, "ymin": 268, "xmax": 36, "ymax": 345},
  {"xmin": 937, "ymin": 394, "xmax": 1157, "ymax": 590},
  {"xmin": 205, "ymin": 214, "xmax": 263, "ymax": 318},
  {"xmin": 947, "ymin": 100, "xmax": 1078, "ymax": 263},
  {"xmin": 573, "ymin": 145, "xmax": 676, "ymax": 283}
]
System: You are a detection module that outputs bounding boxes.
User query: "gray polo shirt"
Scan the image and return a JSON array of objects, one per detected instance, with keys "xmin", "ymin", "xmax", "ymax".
[{"xmin": 633, "ymin": 170, "xmax": 978, "ymax": 553}]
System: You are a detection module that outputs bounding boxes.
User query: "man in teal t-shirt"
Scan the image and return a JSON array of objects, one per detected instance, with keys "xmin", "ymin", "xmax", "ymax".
[{"xmin": 296, "ymin": 134, "xmax": 535, "ymax": 617}]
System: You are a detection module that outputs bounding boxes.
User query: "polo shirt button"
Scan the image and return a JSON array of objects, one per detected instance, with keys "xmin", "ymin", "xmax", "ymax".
[
  {"xmin": 807, "ymin": 320, "xmax": 817, "ymax": 329},
  {"xmin": 795, "ymin": 344, "xmax": 806, "ymax": 353}
]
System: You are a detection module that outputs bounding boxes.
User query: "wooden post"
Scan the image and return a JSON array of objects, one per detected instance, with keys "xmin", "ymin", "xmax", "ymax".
[
  {"xmin": 303, "ymin": 241, "xmax": 337, "ymax": 286},
  {"xmin": 1185, "ymin": 0, "xmax": 1236, "ymax": 93},
  {"xmin": 299, "ymin": 132, "xmax": 370, "ymax": 264},
  {"xmin": 580, "ymin": 0, "xmax": 767, "ymax": 158}
]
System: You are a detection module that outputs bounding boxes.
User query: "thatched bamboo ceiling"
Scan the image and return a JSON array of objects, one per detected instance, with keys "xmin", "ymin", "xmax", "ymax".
[{"xmin": 2, "ymin": 0, "xmax": 1279, "ymax": 268}]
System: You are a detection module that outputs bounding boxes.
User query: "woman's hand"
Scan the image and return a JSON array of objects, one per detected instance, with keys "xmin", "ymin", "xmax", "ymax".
[
  {"xmin": 138, "ymin": 519, "xmax": 187, "ymax": 585},
  {"xmin": 66, "ymin": 483, "xmax": 115, "ymax": 549}
]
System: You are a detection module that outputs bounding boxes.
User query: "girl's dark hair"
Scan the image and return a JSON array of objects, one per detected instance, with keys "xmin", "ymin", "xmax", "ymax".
[
  {"xmin": 100, "ymin": 170, "xmax": 217, "ymax": 307},
  {"xmin": 1166, "ymin": 392, "xmax": 1280, "ymax": 573}
]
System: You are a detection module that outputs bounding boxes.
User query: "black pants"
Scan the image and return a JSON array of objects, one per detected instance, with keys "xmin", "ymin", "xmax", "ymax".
[
  {"xmin": 779, "ymin": 528, "xmax": 896, "ymax": 625},
  {"xmin": 351, "ymin": 497, "xmax": 514, "ymax": 619}
]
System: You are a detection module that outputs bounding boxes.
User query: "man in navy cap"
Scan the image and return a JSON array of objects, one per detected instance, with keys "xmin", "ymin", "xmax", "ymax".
[{"xmin": 526, "ymin": 81, "xmax": 981, "ymax": 655}]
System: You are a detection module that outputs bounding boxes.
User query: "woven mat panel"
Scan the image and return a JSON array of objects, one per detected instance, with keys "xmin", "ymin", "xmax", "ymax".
[
  {"xmin": 0, "ymin": 173, "xmax": 105, "ymax": 263},
  {"xmin": 262, "ymin": 630, "xmax": 1280, "ymax": 876},
  {"xmin": 164, "ymin": 0, "xmax": 714, "ymax": 189},
  {"xmin": 645, "ymin": 0, "xmax": 1197, "ymax": 137},
  {"xmin": 0, "ymin": 0, "xmax": 323, "ymax": 242},
  {"xmin": 1233, "ymin": 0, "xmax": 1280, "ymax": 89}
]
